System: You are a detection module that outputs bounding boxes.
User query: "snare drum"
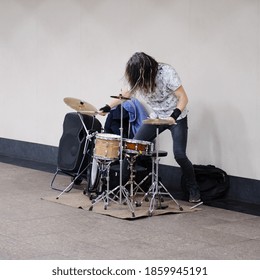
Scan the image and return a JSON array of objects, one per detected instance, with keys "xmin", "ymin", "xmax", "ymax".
[
  {"xmin": 94, "ymin": 133, "xmax": 121, "ymax": 160},
  {"xmin": 123, "ymin": 139, "xmax": 153, "ymax": 155}
]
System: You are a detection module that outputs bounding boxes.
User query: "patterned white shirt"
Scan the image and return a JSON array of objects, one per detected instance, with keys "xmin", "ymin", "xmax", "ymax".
[{"xmin": 140, "ymin": 63, "xmax": 188, "ymax": 120}]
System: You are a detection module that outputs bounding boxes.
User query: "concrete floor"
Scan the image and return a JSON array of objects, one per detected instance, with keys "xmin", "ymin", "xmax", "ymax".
[{"xmin": 0, "ymin": 161, "xmax": 260, "ymax": 260}]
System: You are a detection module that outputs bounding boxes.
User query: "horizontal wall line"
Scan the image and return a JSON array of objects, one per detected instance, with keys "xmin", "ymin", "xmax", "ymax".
[{"xmin": 0, "ymin": 137, "xmax": 259, "ymax": 214}]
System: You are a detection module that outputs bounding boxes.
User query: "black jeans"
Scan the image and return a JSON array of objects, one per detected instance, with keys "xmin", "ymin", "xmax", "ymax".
[{"xmin": 134, "ymin": 116, "xmax": 198, "ymax": 192}]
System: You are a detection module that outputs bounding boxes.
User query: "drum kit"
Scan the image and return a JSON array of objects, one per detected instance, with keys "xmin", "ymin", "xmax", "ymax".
[{"xmin": 58, "ymin": 96, "xmax": 183, "ymax": 217}]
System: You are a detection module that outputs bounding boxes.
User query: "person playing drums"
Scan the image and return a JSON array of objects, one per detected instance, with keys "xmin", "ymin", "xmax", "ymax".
[{"xmin": 99, "ymin": 52, "xmax": 201, "ymax": 203}]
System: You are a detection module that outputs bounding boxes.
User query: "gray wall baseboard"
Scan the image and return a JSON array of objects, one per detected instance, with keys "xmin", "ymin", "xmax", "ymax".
[
  {"xmin": 0, "ymin": 137, "xmax": 58, "ymax": 166},
  {"xmin": 1, "ymin": 137, "xmax": 260, "ymax": 206}
]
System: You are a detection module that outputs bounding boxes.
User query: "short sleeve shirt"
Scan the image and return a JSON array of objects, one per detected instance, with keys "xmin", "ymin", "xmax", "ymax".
[{"xmin": 139, "ymin": 63, "xmax": 188, "ymax": 119}]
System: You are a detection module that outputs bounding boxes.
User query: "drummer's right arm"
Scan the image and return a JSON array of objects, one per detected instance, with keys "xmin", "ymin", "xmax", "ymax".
[{"xmin": 98, "ymin": 90, "xmax": 131, "ymax": 116}]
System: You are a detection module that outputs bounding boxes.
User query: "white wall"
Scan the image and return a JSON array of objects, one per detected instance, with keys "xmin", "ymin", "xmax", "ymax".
[{"xmin": 0, "ymin": 0, "xmax": 259, "ymax": 180}]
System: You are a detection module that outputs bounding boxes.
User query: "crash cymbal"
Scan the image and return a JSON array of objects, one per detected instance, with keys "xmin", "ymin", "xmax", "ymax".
[
  {"xmin": 64, "ymin": 97, "xmax": 97, "ymax": 113},
  {"xmin": 110, "ymin": 95, "xmax": 131, "ymax": 100},
  {"xmin": 143, "ymin": 118, "xmax": 176, "ymax": 125}
]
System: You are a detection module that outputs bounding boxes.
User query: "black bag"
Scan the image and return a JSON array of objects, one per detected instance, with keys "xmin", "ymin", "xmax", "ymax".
[{"xmin": 181, "ymin": 164, "xmax": 230, "ymax": 202}]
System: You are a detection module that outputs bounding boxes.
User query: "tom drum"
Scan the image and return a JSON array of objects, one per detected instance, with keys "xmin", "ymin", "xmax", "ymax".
[{"xmin": 123, "ymin": 139, "xmax": 153, "ymax": 156}]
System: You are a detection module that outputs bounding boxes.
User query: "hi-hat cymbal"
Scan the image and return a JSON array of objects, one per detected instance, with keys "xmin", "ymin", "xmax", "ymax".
[
  {"xmin": 64, "ymin": 97, "xmax": 97, "ymax": 115},
  {"xmin": 110, "ymin": 95, "xmax": 130, "ymax": 100},
  {"xmin": 143, "ymin": 118, "xmax": 176, "ymax": 125}
]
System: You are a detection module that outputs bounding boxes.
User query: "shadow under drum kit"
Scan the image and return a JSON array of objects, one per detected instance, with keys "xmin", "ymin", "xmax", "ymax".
[{"xmin": 54, "ymin": 96, "xmax": 183, "ymax": 217}]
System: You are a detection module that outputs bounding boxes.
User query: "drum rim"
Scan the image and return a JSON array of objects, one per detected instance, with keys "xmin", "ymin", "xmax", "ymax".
[
  {"xmin": 96, "ymin": 133, "xmax": 121, "ymax": 140},
  {"xmin": 123, "ymin": 138, "xmax": 152, "ymax": 145},
  {"xmin": 94, "ymin": 155, "xmax": 118, "ymax": 160}
]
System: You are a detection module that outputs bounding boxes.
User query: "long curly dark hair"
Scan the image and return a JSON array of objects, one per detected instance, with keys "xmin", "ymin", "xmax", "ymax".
[{"xmin": 125, "ymin": 52, "xmax": 158, "ymax": 93}]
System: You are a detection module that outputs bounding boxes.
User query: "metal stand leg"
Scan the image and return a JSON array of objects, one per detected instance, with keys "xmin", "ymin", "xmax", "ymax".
[
  {"xmin": 122, "ymin": 154, "xmax": 146, "ymax": 206},
  {"xmin": 88, "ymin": 159, "xmax": 114, "ymax": 210},
  {"xmin": 55, "ymin": 164, "xmax": 90, "ymax": 199},
  {"xmin": 103, "ymin": 183, "xmax": 136, "ymax": 218},
  {"xmin": 137, "ymin": 126, "xmax": 183, "ymax": 216},
  {"xmin": 98, "ymin": 95, "xmax": 135, "ymax": 217},
  {"xmin": 89, "ymin": 158, "xmax": 135, "ymax": 217}
]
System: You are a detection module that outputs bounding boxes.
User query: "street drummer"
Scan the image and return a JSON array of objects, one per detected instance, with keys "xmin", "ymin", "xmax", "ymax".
[{"xmin": 99, "ymin": 52, "xmax": 201, "ymax": 203}]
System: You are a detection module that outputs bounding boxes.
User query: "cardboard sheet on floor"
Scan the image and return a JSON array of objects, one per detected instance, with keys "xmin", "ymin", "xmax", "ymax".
[{"xmin": 42, "ymin": 190, "xmax": 201, "ymax": 220}]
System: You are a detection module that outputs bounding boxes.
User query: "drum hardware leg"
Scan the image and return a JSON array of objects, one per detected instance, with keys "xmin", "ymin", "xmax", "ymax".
[
  {"xmin": 51, "ymin": 163, "xmax": 89, "ymax": 193},
  {"xmin": 132, "ymin": 163, "xmax": 149, "ymax": 196},
  {"xmin": 56, "ymin": 181, "xmax": 74, "ymax": 200},
  {"xmin": 147, "ymin": 173, "xmax": 183, "ymax": 215},
  {"xmin": 88, "ymin": 159, "xmax": 116, "ymax": 210},
  {"xmin": 134, "ymin": 171, "xmax": 153, "ymax": 207},
  {"xmin": 112, "ymin": 96, "xmax": 135, "ymax": 217},
  {"xmin": 102, "ymin": 179, "xmax": 135, "ymax": 217},
  {"xmin": 133, "ymin": 154, "xmax": 157, "ymax": 207},
  {"xmin": 51, "ymin": 168, "xmax": 81, "ymax": 192},
  {"xmin": 137, "ymin": 126, "xmax": 183, "ymax": 215},
  {"xmin": 122, "ymin": 154, "xmax": 141, "ymax": 204},
  {"xmin": 118, "ymin": 101, "xmax": 125, "ymax": 204},
  {"xmin": 88, "ymin": 157, "xmax": 135, "ymax": 217},
  {"xmin": 119, "ymin": 185, "xmax": 135, "ymax": 217},
  {"xmin": 133, "ymin": 184, "xmax": 147, "ymax": 200},
  {"xmin": 94, "ymin": 95, "xmax": 136, "ymax": 217},
  {"xmin": 154, "ymin": 179, "xmax": 183, "ymax": 211},
  {"xmin": 55, "ymin": 163, "xmax": 90, "ymax": 199}
]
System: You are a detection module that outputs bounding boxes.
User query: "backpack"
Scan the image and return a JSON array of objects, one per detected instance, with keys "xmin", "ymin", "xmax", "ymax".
[{"xmin": 181, "ymin": 164, "xmax": 230, "ymax": 202}]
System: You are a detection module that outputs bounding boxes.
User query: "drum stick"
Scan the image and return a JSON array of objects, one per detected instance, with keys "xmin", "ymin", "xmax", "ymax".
[{"xmin": 190, "ymin": 201, "xmax": 203, "ymax": 209}]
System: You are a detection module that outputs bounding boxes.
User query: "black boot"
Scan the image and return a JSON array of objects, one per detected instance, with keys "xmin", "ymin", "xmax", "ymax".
[{"xmin": 189, "ymin": 186, "xmax": 201, "ymax": 203}]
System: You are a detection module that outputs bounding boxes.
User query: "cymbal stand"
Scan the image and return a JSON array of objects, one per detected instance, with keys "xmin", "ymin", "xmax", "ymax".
[
  {"xmin": 147, "ymin": 125, "xmax": 183, "ymax": 216},
  {"xmin": 89, "ymin": 96, "xmax": 135, "ymax": 217},
  {"xmin": 119, "ymin": 96, "xmax": 124, "ymax": 203},
  {"xmin": 105, "ymin": 94, "xmax": 135, "ymax": 217},
  {"xmin": 54, "ymin": 113, "xmax": 96, "ymax": 199}
]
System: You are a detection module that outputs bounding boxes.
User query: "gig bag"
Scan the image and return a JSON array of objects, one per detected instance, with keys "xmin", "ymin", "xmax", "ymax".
[{"xmin": 181, "ymin": 164, "xmax": 230, "ymax": 202}]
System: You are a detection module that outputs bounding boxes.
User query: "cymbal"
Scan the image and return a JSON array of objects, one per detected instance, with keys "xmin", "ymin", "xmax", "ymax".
[
  {"xmin": 110, "ymin": 95, "xmax": 130, "ymax": 100},
  {"xmin": 64, "ymin": 97, "xmax": 97, "ymax": 115},
  {"xmin": 143, "ymin": 118, "xmax": 176, "ymax": 125}
]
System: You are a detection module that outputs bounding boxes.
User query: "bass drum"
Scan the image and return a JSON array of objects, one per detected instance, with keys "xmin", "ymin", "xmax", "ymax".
[{"xmin": 84, "ymin": 158, "xmax": 102, "ymax": 197}]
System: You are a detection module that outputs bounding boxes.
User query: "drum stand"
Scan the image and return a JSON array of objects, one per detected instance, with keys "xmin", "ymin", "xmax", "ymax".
[
  {"xmin": 89, "ymin": 96, "xmax": 135, "ymax": 217},
  {"xmin": 122, "ymin": 153, "xmax": 146, "ymax": 204},
  {"xmin": 53, "ymin": 113, "xmax": 96, "ymax": 200},
  {"xmin": 138, "ymin": 125, "xmax": 183, "ymax": 216},
  {"xmin": 88, "ymin": 158, "xmax": 116, "ymax": 210},
  {"xmin": 89, "ymin": 158, "xmax": 135, "ymax": 217},
  {"xmin": 106, "ymin": 100, "xmax": 135, "ymax": 217}
]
